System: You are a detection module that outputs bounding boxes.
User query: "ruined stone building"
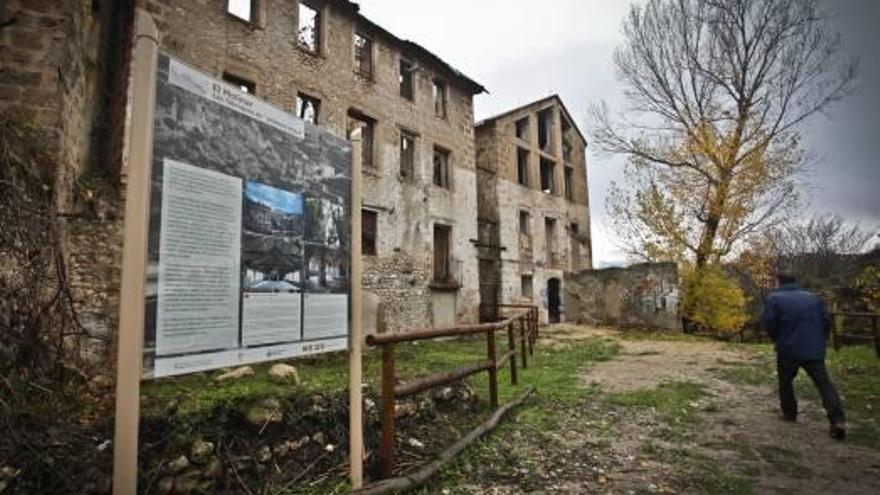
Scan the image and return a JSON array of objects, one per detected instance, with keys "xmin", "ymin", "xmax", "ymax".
[
  {"xmin": 141, "ymin": 0, "xmax": 487, "ymax": 332},
  {"xmin": 476, "ymin": 96, "xmax": 593, "ymax": 324},
  {"xmin": 1, "ymin": 1, "xmax": 595, "ymax": 367}
]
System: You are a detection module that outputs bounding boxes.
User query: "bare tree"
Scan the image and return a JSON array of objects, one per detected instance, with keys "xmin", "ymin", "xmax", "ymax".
[
  {"xmin": 768, "ymin": 214, "xmax": 877, "ymax": 287},
  {"xmin": 593, "ymin": 0, "xmax": 857, "ymax": 266}
]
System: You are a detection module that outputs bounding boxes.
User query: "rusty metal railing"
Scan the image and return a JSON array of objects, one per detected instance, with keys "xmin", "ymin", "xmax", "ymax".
[
  {"xmin": 831, "ymin": 311, "xmax": 880, "ymax": 357},
  {"xmin": 365, "ymin": 305, "xmax": 539, "ymax": 479}
]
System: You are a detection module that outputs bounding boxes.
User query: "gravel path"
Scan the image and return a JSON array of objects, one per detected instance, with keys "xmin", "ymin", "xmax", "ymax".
[{"xmin": 577, "ymin": 326, "xmax": 880, "ymax": 495}]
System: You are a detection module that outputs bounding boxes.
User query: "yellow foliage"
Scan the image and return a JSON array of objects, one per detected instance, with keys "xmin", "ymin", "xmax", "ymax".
[
  {"xmin": 855, "ymin": 265, "xmax": 880, "ymax": 312},
  {"xmin": 681, "ymin": 264, "xmax": 749, "ymax": 333}
]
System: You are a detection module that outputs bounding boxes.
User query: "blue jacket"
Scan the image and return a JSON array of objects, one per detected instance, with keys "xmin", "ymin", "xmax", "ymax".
[{"xmin": 761, "ymin": 284, "xmax": 831, "ymax": 360}]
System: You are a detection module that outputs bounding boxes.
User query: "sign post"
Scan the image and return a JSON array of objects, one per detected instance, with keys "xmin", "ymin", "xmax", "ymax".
[
  {"xmin": 113, "ymin": 9, "xmax": 359, "ymax": 493},
  {"xmin": 113, "ymin": 8, "xmax": 159, "ymax": 495},
  {"xmin": 348, "ymin": 129, "xmax": 364, "ymax": 489}
]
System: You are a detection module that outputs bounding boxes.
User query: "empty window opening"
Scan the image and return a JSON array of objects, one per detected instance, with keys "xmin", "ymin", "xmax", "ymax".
[
  {"xmin": 222, "ymin": 72, "xmax": 255, "ymax": 94},
  {"xmin": 354, "ymin": 32, "xmax": 372, "ymax": 78},
  {"xmin": 433, "ymin": 146, "xmax": 450, "ymax": 189},
  {"xmin": 399, "ymin": 130, "xmax": 416, "ymax": 181},
  {"xmin": 296, "ymin": 92, "xmax": 320, "ymax": 124},
  {"xmin": 564, "ymin": 166, "xmax": 574, "ymax": 200},
  {"xmin": 563, "ymin": 140, "xmax": 573, "ymax": 163},
  {"xmin": 297, "ymin": 2, "xmax": 320, "ymax": 52},
  {"xmin": 517, "ymin": 147, "xmax": 529, "ymax": 187},
  {"xmin": 540, "ymin": 158, "xmax": 556, "ymax": 194},
  {"xmin": 515, "ymin": 117, "xmax": 529, "ymax": 141},
  {"xmin": 433, "ymin": 224, "xmax": 452, "ymax": 283},
  {"xmin": 519, "ymin": 210, "xmax": 530, "ymax": 236},
  {"xmin": 347, "ymin": 109, "xmax": 375, "ymax": 170},
  {"xmin": 521, "ymin": 275, "xmax": 533, "ymax": 300},
  {"xmin": 227, "ymin": 0, "xmax": 253, "ymax": 21},
  {"xmin": 537, "ymin": 108, "xmax": 553, "ymax": 152},
  {"xmin": 433, "ymin": 79, "xmax": 448, "ymax": 118},
  {"xmin": 399, "ymin": 59, "xmax": 415, "ymax": 101},
  {"xmin": 362, "ymin": 209, "xmax": 377, "ymax": 255}
]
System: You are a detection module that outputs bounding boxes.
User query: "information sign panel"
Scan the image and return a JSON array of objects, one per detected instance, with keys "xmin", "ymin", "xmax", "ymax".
[{"xmin": 143, "ymin": 54, "xmax": 351, "ymax": 378}]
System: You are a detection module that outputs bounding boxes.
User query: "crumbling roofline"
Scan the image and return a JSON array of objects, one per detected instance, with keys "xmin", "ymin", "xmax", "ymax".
[{"xmin": 328, "ymin": 0, "xmax": 486, "ymax": 95}]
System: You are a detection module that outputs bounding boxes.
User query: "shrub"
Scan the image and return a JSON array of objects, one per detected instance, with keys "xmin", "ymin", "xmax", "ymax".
[{"xmin": 682, "ymin": 264, "xmax": 749, "ymax": 333}]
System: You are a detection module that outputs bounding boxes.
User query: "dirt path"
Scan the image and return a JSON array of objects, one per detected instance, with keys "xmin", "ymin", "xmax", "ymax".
[{"xmin": 573, "ymin": 326, "xmax": 880, "ymax": 495}]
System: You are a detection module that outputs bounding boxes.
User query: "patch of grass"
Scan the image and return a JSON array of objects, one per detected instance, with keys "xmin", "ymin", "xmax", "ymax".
[
  {"xmin": 413, "ymin": 336, "xmax": 621, "ymax": 492},
  {"xmin": 618, "ymin": 329, "xmax": 716, "ymax": 343},
  {"xmin": 716, "ymin": 362, "xmax": 774, "ymax": 387},
  {"xmin": 142, "ymin": 338, "xmax": 496, "ymax": 420},
  {"xmin": 717, "ymin": 343, "xmax": 880, "ymax": 449},
  {"xmin": 645, "ymin": 444, "xmax": 754, "ymax": 495},
  {"xmin": 607, "ymin": 381, "xmax": 707, "ymax": 438},
  {"xmin": 755, "ymin": 445, "xmax": 811, "ymax": 478},
  {"xmin": 691, "ymin": 466, "xmax": 753, "ymax": 495}
]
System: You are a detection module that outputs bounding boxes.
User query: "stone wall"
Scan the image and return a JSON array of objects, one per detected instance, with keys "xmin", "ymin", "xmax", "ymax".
[
  {"xmin": 140, "ymin": 0, "xmax": 483, "ymax": 332},
  {"xmin": 0, "ymin": 0, "xmax": 132, "ymax": 365},
  {"xmin": 565, "ymin": 263, "xmax": 681, "ymax": 330}
]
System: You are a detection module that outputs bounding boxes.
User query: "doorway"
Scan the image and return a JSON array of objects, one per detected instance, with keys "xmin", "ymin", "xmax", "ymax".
[{"xmin": 547, "ymin": 277, "xmax": 561, "ymax": 323}]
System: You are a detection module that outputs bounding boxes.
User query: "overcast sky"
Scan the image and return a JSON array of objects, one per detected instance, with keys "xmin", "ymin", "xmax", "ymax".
[{"xmin": 358, "ymin": 0, "xmax": 879, "ymax": 266}]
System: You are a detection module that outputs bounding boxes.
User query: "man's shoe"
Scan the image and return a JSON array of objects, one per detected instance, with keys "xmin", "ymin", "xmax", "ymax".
[{"xmin": 830, "ymin": 422, "xmax": 846, "ymax": 440}]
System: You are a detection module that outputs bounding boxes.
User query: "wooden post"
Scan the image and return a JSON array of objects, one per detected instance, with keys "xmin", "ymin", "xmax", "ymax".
[
  {"xmin": 112, "ymin": 9, "xmax": 158, "ymax": 495},
  {"xmin": 529, "ymin": 308, "xmax": 537, "ymax": 355},
  {"xmin": 873, "ymin": 315, "xmax": 879, "ymax": 358},
  {"xmin": 487, "ymin": 329, "xmax": 499, "ymax": 409},
  {"xmin": 833, "ymin": 305, "xmax": 842, "ymax": 351},
  {"xmin": 506, "ymin": 322, "xmax": 518, "ymax": 385},
  {"xmin": 519, "ymin": 317, "xmax": 528, "ymax": 369},
  {"xmin": 348, "ymin": 128, "xmax": 364, "ymax": 489},
  {"xmin": 379, "ymin": 344, "xmax": 396, "ymax": 479}
]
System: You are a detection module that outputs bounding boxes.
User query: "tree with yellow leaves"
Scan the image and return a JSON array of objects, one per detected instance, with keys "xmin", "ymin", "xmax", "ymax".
[
  {"xmin": 592, "ymin": 0, "xmax": 857, "ymax": 332},
  {"xmin": 594, "ymin": 0, "xmax": 857, "ymax": 267}
]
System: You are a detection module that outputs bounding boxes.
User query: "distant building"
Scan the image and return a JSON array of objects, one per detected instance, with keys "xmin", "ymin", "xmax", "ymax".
[{"xmin": 475, "ymin": 96, "xmax": 593, "ymax": 324}]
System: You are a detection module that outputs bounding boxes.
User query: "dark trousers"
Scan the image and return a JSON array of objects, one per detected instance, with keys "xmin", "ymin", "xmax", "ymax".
[{"xmin": 776, "ymin": 354, "xmax": 845, "ymax": 424}]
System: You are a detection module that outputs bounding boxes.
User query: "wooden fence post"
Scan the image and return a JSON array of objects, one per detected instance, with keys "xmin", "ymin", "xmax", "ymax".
[
  {"xmin": 519, "ymin": 317, "xmax": 528, "ymax": 369},
  {"xmin": 833, "ymin": 309, "xmax": 842, "ymax": 352},
  {"xmin": 530, "ymin": 308, "xmax": 537, "ymax": 354},
  {"xmin": 379, "ymin": 344, "xmax": 396, "ymax": 479},
  {"xmin": 506, "ymin": 322, "xmax": 518, "ymax": 385},
  {"xmin": 873, "ymin": 315, "xmax": 879, "ymax": 358},
  {"xmin": 487, "ymin": 329, "xmax": 499, "ymax": 409}
]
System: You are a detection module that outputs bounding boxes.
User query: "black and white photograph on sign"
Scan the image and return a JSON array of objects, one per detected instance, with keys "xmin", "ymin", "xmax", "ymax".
[
  {"xmin": 143, "ymin": 53, "xmax": 352, "ymax": 378},
  {"xmin": 303, "ymin": 197, "xmax": 350, "ymax": 340},
  {"xmin": 241, "ymin": 181, "xmax": 305, "ymax": 347}
]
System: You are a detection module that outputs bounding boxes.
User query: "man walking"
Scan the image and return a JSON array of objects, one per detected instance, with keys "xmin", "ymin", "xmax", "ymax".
[{"xmin": 762, "ymin": 273, "xmax": 846, "ymax": 439}]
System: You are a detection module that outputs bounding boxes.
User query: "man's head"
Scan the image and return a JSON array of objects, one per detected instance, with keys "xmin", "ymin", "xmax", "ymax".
[{"xmin": 777, "ymin": 273, "xmax": 797, "ymax": 286}]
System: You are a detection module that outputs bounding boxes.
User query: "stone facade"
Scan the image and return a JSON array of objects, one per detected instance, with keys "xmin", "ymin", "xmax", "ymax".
[
  {"xmin": 0, "ymin": 0, "xmax": 132, "ymax": 363},
  {"xmin": 2, "ymin": 0, "xmax": 488, "ymax": 341},
  {"xmin": 476, "ymin": 96, "xmax": 593, "ymax": 324},
  {"xmin": 565, "ymin": 263, "xmax": 681, "ymax": 330}
]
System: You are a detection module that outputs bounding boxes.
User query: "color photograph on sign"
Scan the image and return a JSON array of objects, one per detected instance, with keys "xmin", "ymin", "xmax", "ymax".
[{"xmin": 143, "ymin": 54, "xmax": 352, "ymax": 378}]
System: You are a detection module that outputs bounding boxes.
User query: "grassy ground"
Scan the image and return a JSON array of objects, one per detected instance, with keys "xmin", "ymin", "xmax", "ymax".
[
  {"xmin": 136, "ymin": 331, "xmax": 880, "ymax": 494},
  {"xmin": 409, "ymin": 334, "xmax": 622, "ymax": 494},
  {"xmin": 714, "ymin": 344, "xmax": 880, "ymax": 449}
]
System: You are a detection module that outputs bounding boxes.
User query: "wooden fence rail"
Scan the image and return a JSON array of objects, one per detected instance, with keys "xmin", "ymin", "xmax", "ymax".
[
  {"xmin": 365, "ymin": 305, "xmax": 539, "ymax": 480},
  {"xmin": 831, "ymin": 311, "xmax": 880, "ymax": 358}
]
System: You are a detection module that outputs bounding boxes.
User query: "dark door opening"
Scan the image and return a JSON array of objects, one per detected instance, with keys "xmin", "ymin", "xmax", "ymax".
[{"xmin": 547, "ymin": 277, "xmax": 561, "ymax": 323}]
